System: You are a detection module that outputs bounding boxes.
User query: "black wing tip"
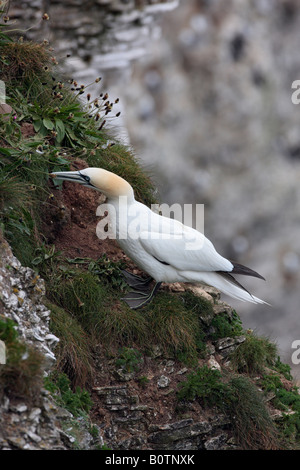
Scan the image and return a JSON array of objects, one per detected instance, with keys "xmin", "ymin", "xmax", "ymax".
[
  {"xmin": 218, "ymin": 271, "xmax": 252, "ymax": 295},
  {"xmin": 230, "ymin": 261, "xmax": 266, "ymax": 281}
]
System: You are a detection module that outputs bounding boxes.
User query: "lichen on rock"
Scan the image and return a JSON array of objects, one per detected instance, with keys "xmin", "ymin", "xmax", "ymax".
[{"xmin": 0, "ymin": 230, "xmax": 59, "ymax": 368}]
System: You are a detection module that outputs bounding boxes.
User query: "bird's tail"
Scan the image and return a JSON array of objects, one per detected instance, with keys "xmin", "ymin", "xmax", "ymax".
[{"xmin": 199, "ymin": 271, "xmax": 268, "ymax": 304}]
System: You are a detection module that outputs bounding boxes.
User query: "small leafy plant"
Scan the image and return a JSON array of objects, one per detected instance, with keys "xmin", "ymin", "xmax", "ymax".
[
  {"xmin": 177, "ymin": 365, "xmax": 229, "ymax": 406},
  {"xmin": 30, "ymin": 100, "xmax": 91, "ymax": 148},
  {"xmin": 66, "ymin": 255, "xmax": 128, "ymax": 291},
  {"xmin": 44, "ymin": 371, "xmax": 92, "ymax": 417},
  {"xmin": 210, "ymin": 310, "xmax": 243, "ymax": 340},
  {"xmin": 138, "ymin": 375, "xmax": 150, "ymax": 388},
  {"xmin": 115, "ymin": 347, "xmax": 143, "ymax": 373}
]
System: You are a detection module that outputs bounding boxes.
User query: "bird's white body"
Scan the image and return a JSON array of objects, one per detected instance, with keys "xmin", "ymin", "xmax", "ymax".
[
  {"xmin": 51, "ymin": 167, "xmax": 267, "ymax": 305},
  {"xmin": 110, "ymin": 197, "xmax": 264, "ymax": 303},
  {"xmin": 111, "ymin": 197, "xmax": 231, "ymax": 281}
]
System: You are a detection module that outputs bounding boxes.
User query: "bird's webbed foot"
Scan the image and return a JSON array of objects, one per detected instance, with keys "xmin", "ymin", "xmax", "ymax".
[
  {"xmin": 122, "ymin": 269, "xmax": 153, "ymax": 293},
  {"xmin": 121, "ymin": 281, "xmax": 161, "ymax": 309}
]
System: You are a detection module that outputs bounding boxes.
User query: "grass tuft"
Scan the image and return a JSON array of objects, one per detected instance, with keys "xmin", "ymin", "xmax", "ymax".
[
  {"xmin": 177, "ymin": 366, "xmax": 279, "ymax": 449},
  {"xmin": 0, "ymin": 41, "xmax": 51, "ymax": 82},
  {"xmin": 47, "ymin": 268, "xmax": 148, "ymax": 350},
  {"xmin": 145, "ymin": 291, "xmax": 206, "ymax": 363},
  {"xmin": 46, "ymin": 301, "xmax": 95, "ymax": 389},
  {"xmin": 227, "ymin": 376, "xmax": 278, "ymax": 450},
  {"xmin": 229, "ymin": 333, "xmax": 277, "ymax": 375}
]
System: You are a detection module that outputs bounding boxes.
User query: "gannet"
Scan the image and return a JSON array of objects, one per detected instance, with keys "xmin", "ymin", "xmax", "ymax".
[{"xmin": 50, "ymin": 167, "xmax": 267, "ymax": 309}]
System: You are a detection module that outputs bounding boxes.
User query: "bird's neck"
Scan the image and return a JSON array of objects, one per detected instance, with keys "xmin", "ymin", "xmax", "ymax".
[{"xmin": 108, "ymin": 192, "xmax": 135, "ymax": 208}]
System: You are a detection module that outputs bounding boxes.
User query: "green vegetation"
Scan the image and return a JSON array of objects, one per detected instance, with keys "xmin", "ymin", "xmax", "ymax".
[
  {"xmin": 144, "ymin": 291, "xmax": 207, "ymax": 364},
  {"xmin": 115, "ymin": 347, "xmax": 143, "ymax": 373},
  {"xmin": 48, "ymin": 266, "xmax": 149, "ymax": 348},
  {"xmin": 45, "ymin": 261, "xmax": 210, "ymax": 365},
  {"xmin": 66, "ymin": 255, "xmax": 128, "ymax": 291},
  {"xmin": 0, "ymin": 13, "xmax": 218, "ymax": 383},
  {"xmin": 229, "ymin": 333, "xmax": 277, "ymax": 375},
  {"xmin": 44, "ymin": 371, "xmax": 93, "ymax": 417},
  {"xmin": 175, "ymin": 349, "xmax": 300, "ymax": 449},
  {"xmin": 260, "ymin": 362, "xmax": 300, "ymax": 447},
  {"xmin": 177, "ymin": 365, "xmax": 228, "ymax": 406},
  {"xmin": 227, "ymin": 376, "xmax": 277, "ymax": 450},
  {"xmin": 0, "ymin": 9, "xmax": 158, "ymax": 379},
  {"xmin": 177, "ymin": 365, "xmax": 278, "ymax": 449},
  {"xmin": 137, "ymin": 375, "xmax": 150, "ymax": 388},
  {"xmin": 210, "ymin": 309, "xmax": 243, "ymax": 340},
  {"xmin": 46, "ymin": 301, "xmax": 95, "ymax": 388}
]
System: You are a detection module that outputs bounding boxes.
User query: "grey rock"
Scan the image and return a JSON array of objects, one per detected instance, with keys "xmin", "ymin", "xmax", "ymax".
[
  {"xmin": 0, "ymin": 231, "xmax": 104, "ymax": 450},
  {"xmin": 11, "ymin": 404, "xmax": 28, "ymax": 413},
  {"xmin": 113, "ymin": 368, "xmax": 135, "ymax": 381},
  {"xmin": 215, "ymin": 335, "xmax": 246, "ymax": 358},
  {"xmin": 204, "ymin": 433, "xmax": 228, "ymax": 450},
  {"xmin": 157, "ymin": 375, "xmax": 170, "ymax": 388}
]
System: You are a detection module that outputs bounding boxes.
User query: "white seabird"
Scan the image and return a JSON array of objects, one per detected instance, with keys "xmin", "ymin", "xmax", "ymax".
[{"xmin": 50, "ymin": 167, "xmax": 267, "ymax": 309}]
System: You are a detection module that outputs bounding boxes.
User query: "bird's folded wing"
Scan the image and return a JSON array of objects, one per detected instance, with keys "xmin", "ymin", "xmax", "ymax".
[{"xmin": 139, "ymin": 220, "xmax": 233, "ymax": 273}]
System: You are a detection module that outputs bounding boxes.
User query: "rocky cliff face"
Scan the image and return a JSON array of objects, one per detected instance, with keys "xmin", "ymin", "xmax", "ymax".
[
  {"xmin": 0, "ymin": 231, "xmax": 282, "ymax": 450},
  {"xmin": 0, "ymin": 231, "xmax": 58, "ymax": 366},
  {"xmin": 0, "ymin": 231, "xmax": 105, "ymax": 450},
  {"xmin": 0, "ymin": 230, "xmax": 232, "ymax": 450},
  {"xmin": 0, "ymin": 231, "xmax": 64, "ymax": 449}
]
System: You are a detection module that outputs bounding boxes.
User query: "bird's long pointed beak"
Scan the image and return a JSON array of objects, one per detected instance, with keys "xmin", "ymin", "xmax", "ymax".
[{"xmin": 49, "ymin": 170, "xmax": 88, "ymax": 185}]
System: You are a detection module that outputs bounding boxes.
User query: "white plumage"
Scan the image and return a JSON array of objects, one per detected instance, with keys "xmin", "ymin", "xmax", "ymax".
[{"xmin": 50, "ymin": 167, "xmax": 267, "ymax": 308}]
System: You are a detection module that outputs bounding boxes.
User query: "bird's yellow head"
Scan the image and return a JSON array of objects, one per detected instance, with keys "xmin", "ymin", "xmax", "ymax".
[{"xmin": 50, "ymin": 167, "xmax": 134, "ymax": 200}]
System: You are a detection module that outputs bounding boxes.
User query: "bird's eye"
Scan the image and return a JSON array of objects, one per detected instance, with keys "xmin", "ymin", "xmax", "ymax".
[{"xmin": 79, "ymin": 172, "xmax": 90, "ymax": 183}]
